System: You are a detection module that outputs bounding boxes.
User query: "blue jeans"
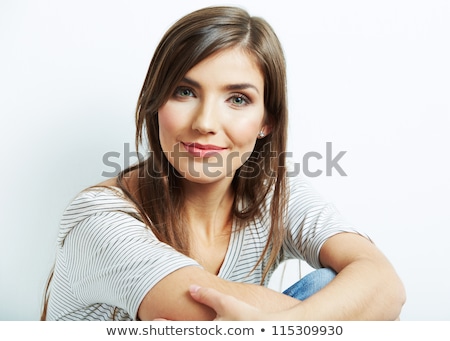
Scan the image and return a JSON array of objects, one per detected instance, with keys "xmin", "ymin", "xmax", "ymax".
[{"xmin": 282, "ymin": 268, "xmax": 336, "ymax": 301}]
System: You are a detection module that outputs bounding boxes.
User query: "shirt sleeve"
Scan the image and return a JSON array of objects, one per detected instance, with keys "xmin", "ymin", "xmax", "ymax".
[
  {"xmin": 283, "ymin": 175, "xmax": 370, "ymax": 269},
  {"xmin": 61, "ymin": 205, "xmax": 200, "ymax": 320}
]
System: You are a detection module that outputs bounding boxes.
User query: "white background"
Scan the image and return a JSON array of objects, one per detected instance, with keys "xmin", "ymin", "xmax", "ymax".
[{"xmin": 1, "ymin": 0, "xmax": 449, "ymax": 321}]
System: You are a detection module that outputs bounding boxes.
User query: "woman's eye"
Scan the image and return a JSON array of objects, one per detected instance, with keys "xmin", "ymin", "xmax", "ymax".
[
  {"xmin": 175, "ymin": 87, "xmax": 194, "ymax": 97},
  {"xmin": 230, "ymin": 94, "xmax": 250, "ymax": 106}
]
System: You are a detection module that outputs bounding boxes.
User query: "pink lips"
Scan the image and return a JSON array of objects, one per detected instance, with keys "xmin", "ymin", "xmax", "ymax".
[{"xmin": 182, "ymin": 142, "xmax": 226, "ymax": 157}]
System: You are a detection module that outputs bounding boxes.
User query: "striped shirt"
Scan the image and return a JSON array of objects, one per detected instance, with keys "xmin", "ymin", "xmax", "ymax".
[{"xmin": 46, "ymin": 175, "xmax": 366, "ymax": 320}]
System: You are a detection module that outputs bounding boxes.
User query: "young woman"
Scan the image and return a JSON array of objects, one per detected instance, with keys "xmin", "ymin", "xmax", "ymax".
[{"xmin": 42, "ymin": 6, "xmax": 405, "ymax": 321}]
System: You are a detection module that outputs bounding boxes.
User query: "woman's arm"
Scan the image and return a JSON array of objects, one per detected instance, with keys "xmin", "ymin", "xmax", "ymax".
[
  {"xmin": 190, "ymin": 233, "xmax": 406, "ymax": 320},
  {"xmin": 285, "ymin": 232, "xmax": 406, "ymax": 320},
  {"xmin": 137, "ymin": 266, "xmax": 301, "ymax": 320}
]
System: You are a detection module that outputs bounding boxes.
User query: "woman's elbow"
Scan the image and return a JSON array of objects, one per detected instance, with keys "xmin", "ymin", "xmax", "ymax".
[{"xmin": 386, "ymin": 272, "xmax": 407, "ymax": 320}]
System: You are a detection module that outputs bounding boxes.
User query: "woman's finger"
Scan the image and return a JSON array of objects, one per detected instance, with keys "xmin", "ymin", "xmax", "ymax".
[{"xmin": 189, "ymin": 284, "xmax": 261, "ymax": 320}]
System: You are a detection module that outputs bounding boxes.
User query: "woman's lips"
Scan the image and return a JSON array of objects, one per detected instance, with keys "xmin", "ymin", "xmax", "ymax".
[{"xmin": 182, "ymin": 142, "xmax": 227, "ymax": 157}]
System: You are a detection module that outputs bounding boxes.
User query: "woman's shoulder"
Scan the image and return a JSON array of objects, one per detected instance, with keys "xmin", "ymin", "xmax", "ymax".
[
  {"xmin": 63, "ymin": 183, "xmax": 136, "ymax": 219},
  {"xmin": 57, "ymin": 178, "xmax": 140, "ymax": 243}
]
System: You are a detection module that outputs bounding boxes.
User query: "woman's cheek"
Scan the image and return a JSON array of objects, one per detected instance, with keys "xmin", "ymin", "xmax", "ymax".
[
  {"xmin": 158, "ymin": 105, "xmax": 179, "ymax": 134},
  {"xmin": 228, "ymin": 119, "xmax": 261, "ymax": 146}
]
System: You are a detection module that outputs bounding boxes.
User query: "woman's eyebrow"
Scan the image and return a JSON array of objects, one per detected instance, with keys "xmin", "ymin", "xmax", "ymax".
[
  {"xmin": 181, "ymin": 77, "xmax": 260, "ymax": 94},
  {"xmin": 225, "ymin": 83, "xmax": 260, "ymax": 94},
  {"xmin": 181, "ymin": 77, "xmax": 201, "ymax": 89}
]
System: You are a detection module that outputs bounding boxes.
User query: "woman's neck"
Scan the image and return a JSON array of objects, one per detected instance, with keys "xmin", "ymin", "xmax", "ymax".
[{"xmin": 181, "ymin": 179, "xmax": 234, "ymax": 241}]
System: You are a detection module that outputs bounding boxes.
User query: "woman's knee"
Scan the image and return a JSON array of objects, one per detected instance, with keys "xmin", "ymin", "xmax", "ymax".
[{"xmin": 282, "ymin": 267, "xmax": 336, "ymax": 301}]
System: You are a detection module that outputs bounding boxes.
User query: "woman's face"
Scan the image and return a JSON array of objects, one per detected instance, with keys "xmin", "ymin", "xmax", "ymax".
[{"xmin": 158, "ymin": 47, "xmax": 268, "ymax": 185}]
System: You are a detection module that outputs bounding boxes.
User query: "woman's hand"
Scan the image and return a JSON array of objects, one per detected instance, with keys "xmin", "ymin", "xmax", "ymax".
[{"xmin": 189, "ymin": 284, "xmax": 267, "ymax": 321}]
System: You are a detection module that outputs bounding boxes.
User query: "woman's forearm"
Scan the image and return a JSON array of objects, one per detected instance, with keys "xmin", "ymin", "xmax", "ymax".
[
  {"xmin": 278, "ymin": 233, "xmax": 406, "ymax": 321},
  {"xmin": 190, "ymin": 233, "xmax": 405, "ymax": 321},
  {"xmin": 272, "ymin": 257, "xmax": 405, "ymax": 320},
  {"xmin": 190, "ymin": 255, "xmax": 405, "ymax": 321}
]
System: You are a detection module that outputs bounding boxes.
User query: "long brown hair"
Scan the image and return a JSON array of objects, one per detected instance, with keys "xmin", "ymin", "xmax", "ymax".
[
  {"xmin": 118, "ymin": 5, "xmax": 288, "ymax": 278},
  {"xmin": 42, "ymin": 5, "xmax": 288, "ymax": 320}
]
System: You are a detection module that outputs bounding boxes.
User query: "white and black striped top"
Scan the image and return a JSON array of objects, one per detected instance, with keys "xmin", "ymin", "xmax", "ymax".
[{"xmin": 46, "ymin": 175, "xmax": 367, "ymax": 320}]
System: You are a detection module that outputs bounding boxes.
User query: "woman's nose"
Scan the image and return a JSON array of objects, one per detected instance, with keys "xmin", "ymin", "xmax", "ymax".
[{"xmin": 191, "ymin": 100, "xmax": 220, "ymax": 134}]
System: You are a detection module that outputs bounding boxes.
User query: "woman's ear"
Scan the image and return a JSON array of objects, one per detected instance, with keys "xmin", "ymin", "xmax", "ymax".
[
  {"xmin": 257, "ymin": 125, "xmax": 272, "ymax": 139},
  {"xmin": 257, "ymin": 114, "xmax": 273, "ymax": 139}
]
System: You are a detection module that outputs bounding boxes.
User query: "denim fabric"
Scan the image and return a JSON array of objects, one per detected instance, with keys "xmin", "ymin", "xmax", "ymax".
[{"xmin": 282, "ymin": 268, "xmax": 336, "ymax": 301}]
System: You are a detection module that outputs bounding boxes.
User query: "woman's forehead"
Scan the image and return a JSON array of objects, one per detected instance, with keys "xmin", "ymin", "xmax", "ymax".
[{"xmin": 182, "ymin": 47, "xmax": 264, "ymax": 87}]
